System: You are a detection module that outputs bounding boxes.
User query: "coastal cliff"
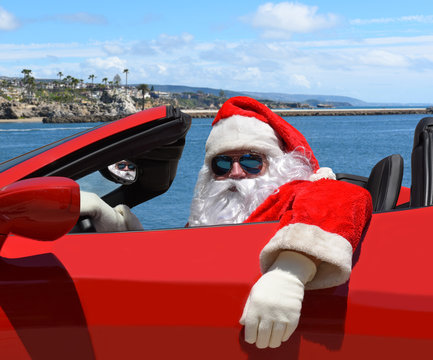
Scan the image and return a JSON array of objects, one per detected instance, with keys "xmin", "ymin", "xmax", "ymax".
[{"xmin": 0, "ymin": 90, "xmax": 138, "ymax": 123}]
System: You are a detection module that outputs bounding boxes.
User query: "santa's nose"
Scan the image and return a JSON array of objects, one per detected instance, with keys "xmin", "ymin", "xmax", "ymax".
[{"xmin": 228, "ymin": 161, "xmax": 247, "ymax": 179}]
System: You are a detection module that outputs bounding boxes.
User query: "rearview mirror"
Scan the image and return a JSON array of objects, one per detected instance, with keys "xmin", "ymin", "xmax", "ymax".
[{"xmin": 0, "ymin": 177, "xmax": 80, "ymax": 247}]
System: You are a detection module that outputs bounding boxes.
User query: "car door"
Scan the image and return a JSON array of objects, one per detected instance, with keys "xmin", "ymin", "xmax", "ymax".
[{"xmin": 2, "ymin": 206, "xmax": 433, "ymax": 360}]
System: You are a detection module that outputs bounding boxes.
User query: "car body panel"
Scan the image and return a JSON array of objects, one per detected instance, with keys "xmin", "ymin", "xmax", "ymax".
[{"xmin": 1, "ymin": 205, "xmax": 433, "ymax": 359}]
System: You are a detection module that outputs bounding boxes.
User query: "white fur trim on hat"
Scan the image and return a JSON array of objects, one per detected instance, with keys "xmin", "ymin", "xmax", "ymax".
[
  {"xmin": 205, "ymin": 115, "xmax": 284, "ymax": 165},
  {"xmin": 259, "ymin": 223, "xmax": 353, "ymax": 290}
]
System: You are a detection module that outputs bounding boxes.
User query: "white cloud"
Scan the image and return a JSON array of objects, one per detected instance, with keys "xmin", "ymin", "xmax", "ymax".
[
  {"xmin": 103, "ymin": 43, "xmax": 126, "ymax": 56},
  {"xmin": 157, "ymin": 64, "xmax": 167, "ymax": 74},
  {"xmin": 155, "ymin": 33, "xmax": 194, "ymax": 49},
  {"xmin": 0, "ymin": 6, "xmax": 20, "ymax": 30},
  {"xmin": 290, "ymin": 74, "xmax": 310, "ymax": 88},
  {"xmin": 0, "ymin": 42, "xmax": 103, "ymax": 61},
  {"xmin": 131, "ymin": 41, "xmax": 156, "ymax": 56},
  {"xmin": 245, "ymin": 2, "xmax": 339, "ymax": 38},
  {"xmin": 351, "ymin": 15, "xmax": 433, "ymax": 25},
  {"xmin": 83, "ymin": 56, "xmax": 126, "ymax": 72},
  {"xmin": 362, "ymin": 35, "xmax": 433, "ymax": 46},
  {"xmin": 359, "ymin": 50, "xmax": 409, "ymax": 67},
  {"xmin": 1, "ymin": 30, "xmax": 432, "ymax": 103},
  {"xmin": 233, "ymin": 67, "xmax": 261, "ymax": 81}
]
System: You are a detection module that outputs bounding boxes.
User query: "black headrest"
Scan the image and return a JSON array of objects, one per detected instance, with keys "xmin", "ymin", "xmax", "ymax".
[
  {"xmin": 366, "ymin": 154, "xmax": 403, "ymax": 212},
  {"xmin": 410, "ymin": 117, "xmax": 433, "ymax": 207}
]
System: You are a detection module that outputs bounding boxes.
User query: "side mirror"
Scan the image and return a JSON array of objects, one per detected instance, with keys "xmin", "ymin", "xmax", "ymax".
[
  {"xmin": 106, "ymin": 160, "xmax": 138, "ymax": 185},
  {"xmin": 0, "ymin": 177, "xmax": 80, "ymax": 247}
]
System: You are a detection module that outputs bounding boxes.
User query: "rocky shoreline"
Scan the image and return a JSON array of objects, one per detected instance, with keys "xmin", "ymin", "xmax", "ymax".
[
  {"xmin": 42, "ymin": 114, "xmax": 126, "ymax": 123},
  {"xmin": 0, "ymin": 89, "xmax": 138, "ymax": 123},
  {"xmin": 1, "ymin": 90, "xmax": 432, "ymax": 123}
]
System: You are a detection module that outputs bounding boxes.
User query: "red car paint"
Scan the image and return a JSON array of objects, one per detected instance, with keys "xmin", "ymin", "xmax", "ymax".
[
  {"xmin": 0, "ymin": 107, "xmax": 432, "ymax": 359},
  {"xmin": 0, "ymin": 177, "xmax": 80, "ymax": 242}
]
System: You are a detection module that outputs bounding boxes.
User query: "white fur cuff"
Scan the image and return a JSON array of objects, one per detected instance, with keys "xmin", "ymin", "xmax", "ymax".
[{"xmin": 260, "ymin": 223, "xmax": 353, "ymax": 290}]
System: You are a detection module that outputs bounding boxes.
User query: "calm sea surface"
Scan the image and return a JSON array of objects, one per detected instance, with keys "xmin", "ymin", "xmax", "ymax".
[{"xmin": 0, "ymin": 113, "xmax": 427, "ymax": 229}]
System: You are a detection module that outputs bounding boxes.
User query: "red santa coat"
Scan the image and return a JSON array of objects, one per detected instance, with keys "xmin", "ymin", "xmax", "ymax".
[{"xmin": 245, "ymin": 178, "xmax": 373, "ymax": 290}]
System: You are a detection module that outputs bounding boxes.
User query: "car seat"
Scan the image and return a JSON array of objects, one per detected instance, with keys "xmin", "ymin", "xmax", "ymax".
[
  {"xmin": 365, "ymin": 154, "xmax": 403, "ymax": 212},
  {"xmin": 337, "ymin": 154, "xmax": 403, "ymax": 212},
  {"xmin": 410, "ymin": 117, "xmax": 433, "ymax": 207}
]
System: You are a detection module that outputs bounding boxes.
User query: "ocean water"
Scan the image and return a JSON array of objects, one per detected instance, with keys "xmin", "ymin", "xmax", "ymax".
[{"xmin": 0, "ymin": 113, "xmax": 427, "ymax": 229}]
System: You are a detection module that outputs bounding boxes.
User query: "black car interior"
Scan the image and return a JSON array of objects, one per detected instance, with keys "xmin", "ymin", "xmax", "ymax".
[
  {"xmin": 409, "ymin": 117, "xmax": 433, "ymax": 207},
  {"xmin": 337, "ymin": 154, "xmax": 404, "ymax": 212}
]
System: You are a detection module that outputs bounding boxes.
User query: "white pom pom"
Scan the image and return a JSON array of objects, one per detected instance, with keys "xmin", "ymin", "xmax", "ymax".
[{"xmin": 309, "ymin": 167, "xmax": 336, "ymax": 181}]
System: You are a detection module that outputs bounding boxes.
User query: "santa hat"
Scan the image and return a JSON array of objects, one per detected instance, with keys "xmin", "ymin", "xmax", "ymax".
[{"xmin": 205, "ymin": 96, "xmax": 319, "ymax": 170}]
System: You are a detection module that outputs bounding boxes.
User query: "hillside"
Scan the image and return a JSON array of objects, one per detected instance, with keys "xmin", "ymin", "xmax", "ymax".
[
  {"xmin": 148, "ymin": 84, "xmax": 366, "ymax": 106},
  {"xmin": 146, "ymin": 84, "xmax": 432, "ymax": 107}
]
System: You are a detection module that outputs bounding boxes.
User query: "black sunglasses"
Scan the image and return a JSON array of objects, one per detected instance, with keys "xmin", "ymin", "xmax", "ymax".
[
  {"xmin": 116, "ymin": 162, "xmax": 136, "ymax": 171},
  {"xmin": 211, "ymin": 153, "xmax": 264, "ymax": 176}
]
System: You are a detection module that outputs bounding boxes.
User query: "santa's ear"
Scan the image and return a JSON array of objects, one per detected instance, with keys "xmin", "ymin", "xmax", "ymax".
[{"xmin": 309, "ymin": 167, "xmax": 336, "ymax": 181}]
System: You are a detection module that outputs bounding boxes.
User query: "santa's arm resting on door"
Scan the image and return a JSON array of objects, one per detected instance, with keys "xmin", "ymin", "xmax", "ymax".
[{"xmin": 240, "ymin": 175, "xmax": 372, "ymax": 348}]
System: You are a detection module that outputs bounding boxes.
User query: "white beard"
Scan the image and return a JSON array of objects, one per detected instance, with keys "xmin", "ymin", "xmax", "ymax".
[{"xmin": 188, "ymin": 151, "xmax": 314, "ymax": 226}]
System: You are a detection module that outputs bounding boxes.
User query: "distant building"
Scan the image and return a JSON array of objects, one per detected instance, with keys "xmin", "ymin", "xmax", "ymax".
[{"xmin": 154, "ymin": 91, "xmax": 171, "ymax": 99}]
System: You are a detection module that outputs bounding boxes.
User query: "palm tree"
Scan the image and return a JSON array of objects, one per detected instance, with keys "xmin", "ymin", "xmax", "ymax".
[
  {"xmin": 21, "ymin": 69, "xmax": 34, "ymax": 98},
  {"xmin": 25, "ymin": 76, "xmax": 35, "ymax": 98},
  {"xmin": 88, "ymin": 74, "xmax": 96, "ymax": 90},
  {"xmin": 113, "ymin": 74, "xmax": 121, "ymax": 87},
  {"xmin": 57, "ymin": 71, "xmax": 63, "ymax": 81},
  {"xmin": 21, "ymin": 69, "xmax": 32, "ymax": 85},
  {"xmin": 71, "ymin": 77, "xmax": 79, "ymax": 90},
  {"xmin": 102, "ymin": 77, "xmax": 108, "ymax": 87},
  {"xmin": 123, "ymin": 68, "xmax": 129, "ymax": 94},
  {"xmin": 65, "ymin": 75, "xmax": 72, "ymax": 88},
  {"xmin": 21, "ymin": 69, "xmax": 32, "ymax": 77},
  {"xmin": 137, "ymin": 84, "xmax": 150, "ymax": 110}
]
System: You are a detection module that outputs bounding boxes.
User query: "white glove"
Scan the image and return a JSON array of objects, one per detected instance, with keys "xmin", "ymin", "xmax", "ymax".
[
  {"xmin": 240, "ymin": 251, "xmax": 317, "ymax": 349},
  {"xmin": 80, "ymin": 191, "xmax": 144, "ymax": 232}
]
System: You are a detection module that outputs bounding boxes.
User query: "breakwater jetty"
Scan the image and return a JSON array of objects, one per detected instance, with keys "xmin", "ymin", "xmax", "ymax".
[
  {"xmin": 3, "ymin": 107, "xmax": 431, "ymax": 123},
  {"xmin": 183, "ymin": 108, "xmax": 432, "ymax": 118}
]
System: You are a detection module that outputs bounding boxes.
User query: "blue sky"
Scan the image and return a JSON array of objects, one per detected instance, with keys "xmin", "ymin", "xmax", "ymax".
[{"xmin": 1, "ymin": 0, "xmax": 432, "ymax": 103}]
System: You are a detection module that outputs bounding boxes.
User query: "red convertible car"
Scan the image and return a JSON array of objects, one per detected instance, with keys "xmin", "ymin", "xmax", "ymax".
[{"xmin": 0, "ymin": 106, "xmax": 432, "ymax": 359}]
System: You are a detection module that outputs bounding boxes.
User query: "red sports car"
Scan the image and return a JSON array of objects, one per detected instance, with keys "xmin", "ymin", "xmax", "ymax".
[{"xmin": 0, "ymin": 106, "xmax": 432, "ymax": 359}]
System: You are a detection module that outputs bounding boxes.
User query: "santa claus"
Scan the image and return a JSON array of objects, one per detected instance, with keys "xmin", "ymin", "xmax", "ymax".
[
  {"xmin": 80, "ymin": 96, "xmax": 372, "ymax": 349},
  {"xmin": 187, "ymin": 96, "xmax": 372, "ymax": 348}
]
